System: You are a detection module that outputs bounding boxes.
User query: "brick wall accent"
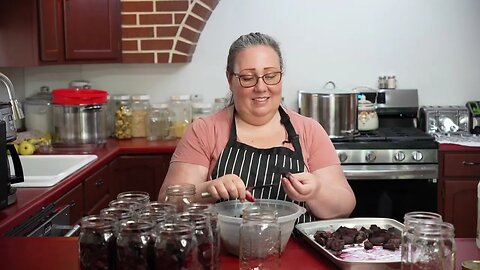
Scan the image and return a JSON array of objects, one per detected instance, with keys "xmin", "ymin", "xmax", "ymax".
[{"xmin": 121, "ymin": 0, "xmax": 220, "ymax": 63}]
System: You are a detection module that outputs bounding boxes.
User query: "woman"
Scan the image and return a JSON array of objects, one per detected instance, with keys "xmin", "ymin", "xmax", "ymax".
[{"xmin": 158, "ymin": 32, "xmax": 355, "ymax": 222}]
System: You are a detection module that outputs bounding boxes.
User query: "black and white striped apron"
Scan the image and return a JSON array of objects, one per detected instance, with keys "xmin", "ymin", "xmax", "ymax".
[{"xmin": 211, "ymin": 106, "xmax": 315, "ymax": 223}]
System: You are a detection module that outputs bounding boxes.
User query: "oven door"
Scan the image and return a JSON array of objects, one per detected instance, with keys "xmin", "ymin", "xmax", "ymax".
[{"xmin": 343, "ymin": 164, "xmax": 438, "ymax": 222}]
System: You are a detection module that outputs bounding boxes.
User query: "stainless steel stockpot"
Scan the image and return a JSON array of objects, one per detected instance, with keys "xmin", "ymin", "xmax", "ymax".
[
  {"xmin": 52, "ymin": 104, "xmax": 107, "ymax": 145},
  {"xmin": 298, "ymin": 90, "xmax": 358, "ymax": 138}
]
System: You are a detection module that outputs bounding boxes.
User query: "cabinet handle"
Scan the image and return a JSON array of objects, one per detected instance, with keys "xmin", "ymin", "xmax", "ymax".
[
  {"xmin": 462, "ymin": 161, "xmax": 480, "ymax": 166},
  {"xmin": 95, "ymin": 179, "xmax": 104, "ymax": 186},
  {"xmin": 69, "ymin": 200, "xmax": 76, "ymax": 208}
]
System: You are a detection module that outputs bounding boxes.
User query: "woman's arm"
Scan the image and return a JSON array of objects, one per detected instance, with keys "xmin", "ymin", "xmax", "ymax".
[{"xmin": 281, "ymin": 164, "xmax": 356, "ymax": 219}]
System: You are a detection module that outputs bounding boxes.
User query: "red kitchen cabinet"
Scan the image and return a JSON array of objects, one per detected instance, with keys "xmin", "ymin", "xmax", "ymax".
[
  {"xmin": 0, "ymin": 0, "xmax": 121, "ymax": 67},
  {"xmin": 110, "ymin": 155, "xmax": 172, "ymax": 201},
  {"xmin": 439, "ymin": 150, "xmax": 480, "ymax": 238}
]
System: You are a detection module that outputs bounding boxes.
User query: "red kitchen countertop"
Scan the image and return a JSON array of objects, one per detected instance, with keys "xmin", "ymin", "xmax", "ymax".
[
  {"xmin": 0, "ymin": 138, "xmax": 178, "ymax": 235},
  {"xmin": 0, "ymin": 237, "xmax": 477, "ymax": 270}
]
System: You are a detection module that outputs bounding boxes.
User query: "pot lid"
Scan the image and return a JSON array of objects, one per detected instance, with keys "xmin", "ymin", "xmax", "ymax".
[
  {"xmin": 52, "ymin": 88, "xmax": 108, "ymax": 105},
  {"xmin": 25, "ymin": 86, "xmax": 52, "ymax": 105}
]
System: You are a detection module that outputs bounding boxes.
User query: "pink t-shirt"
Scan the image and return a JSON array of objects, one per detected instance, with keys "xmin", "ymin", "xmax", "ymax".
[{"xmin": 171, "ymin": 106, "xmax": 339, "ymax": 176}]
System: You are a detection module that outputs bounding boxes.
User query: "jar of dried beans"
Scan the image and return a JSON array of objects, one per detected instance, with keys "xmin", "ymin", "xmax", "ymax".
[{"xmin": 113, "ymin": 95, "xmax": 132, "ymax": 139}]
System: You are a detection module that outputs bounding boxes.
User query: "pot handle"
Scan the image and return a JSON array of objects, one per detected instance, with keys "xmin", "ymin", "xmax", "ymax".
[
  {"xmin": 323, "ymin": 81, "xmax": 336, "ymax": 89},
  {"xmin": 81, "ymin": 105, "xmax": 103, "ymax": 112}
]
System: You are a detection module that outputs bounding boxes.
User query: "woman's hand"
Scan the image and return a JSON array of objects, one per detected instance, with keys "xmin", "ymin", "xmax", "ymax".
[
  {"xmin": 205, "ymin": 174, "xmax": 248, "ymax": 201},
  {"xmin": 281, "ymin": 172, "xmax": 320, "ymax": 202}
]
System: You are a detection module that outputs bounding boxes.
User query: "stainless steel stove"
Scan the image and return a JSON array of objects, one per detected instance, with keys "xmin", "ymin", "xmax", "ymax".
[{"xmin": 331, "ymin": 89, "xmax": 439, "ymax": 222}]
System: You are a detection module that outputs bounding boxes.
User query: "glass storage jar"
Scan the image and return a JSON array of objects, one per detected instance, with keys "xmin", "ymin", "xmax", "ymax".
[
  {"xmin": 113, "ymin": 95, "xmax": 132, "ymax": 139},
  {"xmin": 117, "ymin": 191, "xmax": 151, "ymax": 206},
  {"xmin": 165, "ymin": 183, "xmax": 196, "ymax": 212},
  {"xmin": 168, "ymin": 95, "xmax": 192, "ymax": 138},
  {"xmin": 212, "ymin": 97, "xmax": 228, "ymax": 113},
  {"xmin": 24, "ymin": 86, "xmax": 53, "ymax": 135},
  {"xmin": 116, "ymin": 219, "xmax": 155, "ymax": 270},
  {"xmin": 79, "ymin": 215, "xmax": 117, "ymax": 270},
  {"xmin": 191, "ymin": 103, "xmax": 213, "ymax": 122},
  {"xmin": 131, "ymin": 95, "xmax": 150, "ymax": 138},
  {"xmin": 146, "ymin": 103, "xmax": 171, "ymax": 141},
  {"xmin": 239, "ymin": 206, "xmax": 281, "ymax": 270}
]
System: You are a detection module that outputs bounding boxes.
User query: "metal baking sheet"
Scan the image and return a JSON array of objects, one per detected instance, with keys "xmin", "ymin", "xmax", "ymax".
[{"xmin": 295, "ymin": 217, "xmax": 404, "ymax": 270}]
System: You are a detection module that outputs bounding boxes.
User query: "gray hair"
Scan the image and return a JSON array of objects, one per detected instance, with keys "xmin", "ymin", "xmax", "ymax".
[
  {"xmin": 226, "ymin": 32, "xmax": 284, "ymax": 74},
  {"xmin": 226, "ymin": 33, "xmax": 284, "ymax": 106}
]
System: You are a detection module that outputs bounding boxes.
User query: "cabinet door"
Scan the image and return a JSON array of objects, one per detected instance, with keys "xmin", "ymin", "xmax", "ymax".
[
  {"xmin": 84, "ymin": 165, "xmax": 112, "ymax": 215},
  {"xmin": 111, "ymin": 155, "xmax": 172, "ymax": 200},
  {"xmin": 63, "ymin": 0, "xmax": 121, "ymax": 60},
  {"xmin": 443, "ymin": 180, "xmax": 478, "ymax": 238},
  {"xmin": 55, "ymin": 183, "xmax": 84, "ymax": 225},
  {"xmin": 38, "ymin": 0, "xmax": 62, "ymax": 62}
]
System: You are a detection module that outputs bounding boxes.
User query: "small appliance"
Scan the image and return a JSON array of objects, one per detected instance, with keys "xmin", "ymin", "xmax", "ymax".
[
  {"xmin": 418, "ymin": 105, "xmax": 470, "ymax": 134},
  {"xmin": 1, "ymin": 72, "xmax": 25, "ymax": 209},
  {"xmin": 466, "ymin": 101, "xmax": 480, "ymax": 134},
  {"xmin": 1, "ymin": 121, "xmax": 23, "ymax": 209}
]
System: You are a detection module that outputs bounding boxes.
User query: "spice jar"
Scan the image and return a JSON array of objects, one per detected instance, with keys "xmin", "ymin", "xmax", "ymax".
[
  {"xmin": 168, "ymin": 95, "xmax": 192, "ymax": 138},
  {"xmin": 239, "ymin": 206, "xmax": 281, "ymax": 270},
  {"xmin": 146, "ymin": 103, "xmax": 171, "ymax": 141},
  {"xmin": 131, "ymin": 95, "xmax": 150, "ymax": 138},
  {"xmin": 155, "ymin": 223, "xmax": 199, "ymax": 269},
  {"xmin": 116, "ymin": 219, "xmax": 155, "ymax": 270},
  {"xmin": 192, "ymin": 103, "xmax": 213, "ymax": 122},
  {"xmin": 357, "ymin": 95, "xmax": 379, "ymax": 131},
  {"xmin": 165, "ymin": 183, "xmax": 196, "ymax": 212},
  {"xmin": 113, "ymin": 95, "xmax": 132, "ymax": 139},
  {"xmin": 79, "ymin": 215, "xmax": 117, "ymax": 270}
]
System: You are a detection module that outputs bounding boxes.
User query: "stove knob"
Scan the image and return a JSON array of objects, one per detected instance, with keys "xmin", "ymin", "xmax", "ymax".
[
  {"xmin": 365, "ymin": 151, "xmax": 376, "ymax": 162},
  {"xmin": 394, "ymin": 151, "xmax": 406, "ymax": 161},
  {"xmin": 412, "ymin": 151, "xmax": 423, "ymax": 161},
  {"xmin": 338, "ymin": 152, "xmax": 348, "ymax": 163}
]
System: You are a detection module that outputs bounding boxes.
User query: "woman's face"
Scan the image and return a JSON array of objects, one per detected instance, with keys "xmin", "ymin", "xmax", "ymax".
[{"xmin": 227, "ymin": 45, "xmax": 282, "ymax": 120}]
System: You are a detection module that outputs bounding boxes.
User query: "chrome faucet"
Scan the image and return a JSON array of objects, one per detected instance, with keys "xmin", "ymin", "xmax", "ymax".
[{"xmin": 0, "ymin": 72, "xmax": 24, "ymax": 120}]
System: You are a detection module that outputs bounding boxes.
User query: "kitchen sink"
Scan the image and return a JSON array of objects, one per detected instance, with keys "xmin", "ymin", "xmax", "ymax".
[{"xmin": 9, "ymin": 155, "xmax": 98, "ymax": 187}]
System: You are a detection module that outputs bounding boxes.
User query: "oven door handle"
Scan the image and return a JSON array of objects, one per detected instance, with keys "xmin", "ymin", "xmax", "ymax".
[{"xmin": 342, "ymin": 164, "xmax": 438, "ymax": 180}]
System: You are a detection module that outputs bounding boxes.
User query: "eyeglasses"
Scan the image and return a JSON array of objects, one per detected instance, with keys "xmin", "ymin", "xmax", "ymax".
[{"xmin": 232, "ymin": 71, "xmax": 283, "ymax": 88}]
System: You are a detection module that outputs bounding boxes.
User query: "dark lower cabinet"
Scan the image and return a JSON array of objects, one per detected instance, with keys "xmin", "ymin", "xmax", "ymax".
[
  {"xmin": 84, "ymin": 164, "xmax": 113, "ymax": 215},
  {"xmin": 55, "ymin": 183, "xmax": 84, "ymax": 225},
  {"xmin": 110, "ymin": 155, "xmax": 172, "ymax": 201},
  {"xmin": 439, "ymin": 150, "xmax": 480, "ymax": 238}
]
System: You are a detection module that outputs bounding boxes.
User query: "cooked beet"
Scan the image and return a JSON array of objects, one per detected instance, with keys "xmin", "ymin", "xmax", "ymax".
[{"xmin": 364, "ymin": 241, "xmax": 373, "ymax": 250}]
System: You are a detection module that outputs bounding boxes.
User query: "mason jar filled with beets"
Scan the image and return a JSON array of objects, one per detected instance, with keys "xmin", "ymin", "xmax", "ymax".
[
  {"xmin": 116, "ymin": 219, "xmax": 156, "ymax": 270},
  {"xmin": 79, "ymin": 215, "xmax": 117, "ymax": 270},
  {"xmin": 155, "ymin": 223, "xmax": 199, "ymax": 270}
]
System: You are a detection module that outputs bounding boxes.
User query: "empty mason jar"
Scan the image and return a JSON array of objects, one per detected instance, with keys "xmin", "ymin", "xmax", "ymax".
[
  {"xmin": 187, "ymin": 203, "xmax": 220, "ymax": 270},
  {"xmin": 116, "ymin": 219, "xmax": 155, "ymax": 270},
  {"xmin": 108, "ymin": 199, "xmax": 145, "ymax": 213},
  {"xmin": 402, "ymin": 221, "xmax": 456, "ymax": 270},
  {"xmin": 155, "ymin": 223, "xmax": 199, "ymax": 270},
  {"xmin": 239, "ymin": 206, "xmax": 281, "ymax": 270},
  {"xmin": 79, "ymin": 215, "xmax": 117, "ymax": 270},
  {"xmin": 165, "ymin": 183, "xmax": 196, "ymax": 212},
  {"xmin": 117, "ymin": 191, "xmax": 151, "ymax": 206},
  {"xmin": 401, "ymin": 211, "xmax": 443, "ymax": 269},
  {"xmin": 100, "ymin": 206, "xmax": 136, "ymax": 223}
]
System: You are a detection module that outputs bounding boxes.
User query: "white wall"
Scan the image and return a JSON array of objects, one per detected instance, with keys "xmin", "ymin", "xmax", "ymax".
[{"xmin": 2, "ymin": 0, "xmax": 480, "ymax": 109}]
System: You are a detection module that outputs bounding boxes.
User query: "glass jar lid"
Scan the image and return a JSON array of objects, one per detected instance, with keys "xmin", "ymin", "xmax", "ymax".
[
  {"xmin": 132, "ymin": 94, "xmax": 150, "ymax": 101},
  {"xmin": 113, "ymin": 94, "xmax": 131, "ymax": 101},
  {"xmin": 24, "ymin": 86, "xmax": 52, "ymax": 105}
]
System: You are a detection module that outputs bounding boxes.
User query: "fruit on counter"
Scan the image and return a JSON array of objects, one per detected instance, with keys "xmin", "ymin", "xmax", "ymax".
[{"xmin": 18, "ymin": 140, "xmax": 36, "ymax": 155}]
